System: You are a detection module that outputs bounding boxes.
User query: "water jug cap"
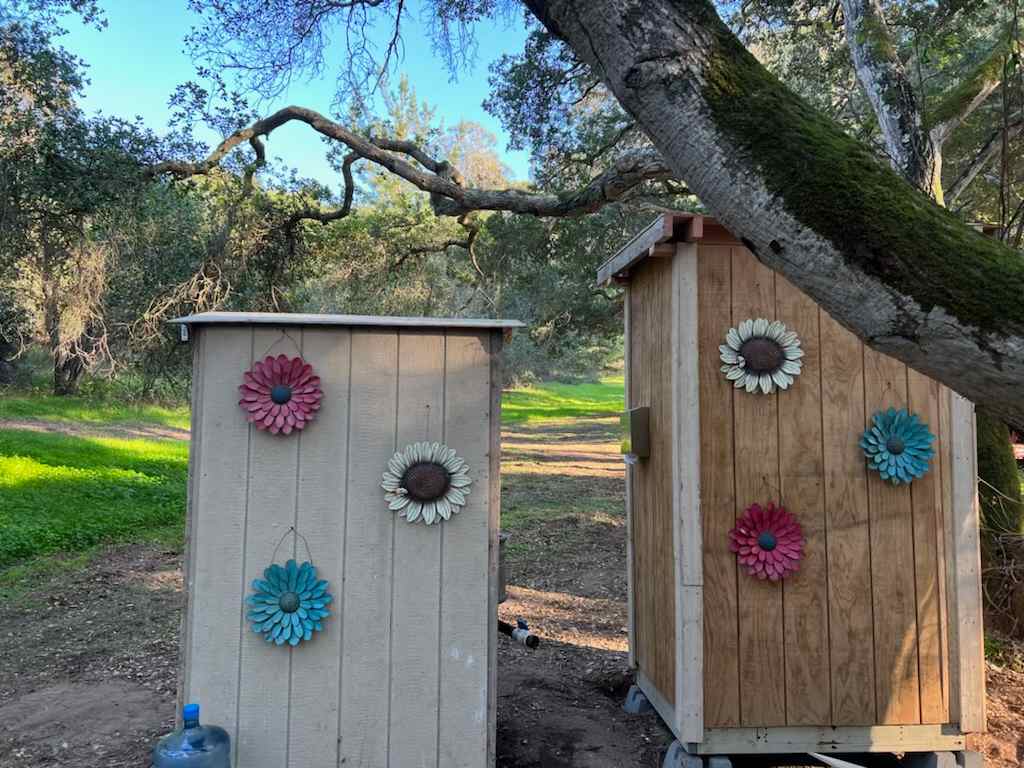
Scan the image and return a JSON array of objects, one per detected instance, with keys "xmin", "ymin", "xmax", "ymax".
[{"xmin": 183, "ymin": 703, "xmax": 200, "ymax": 722}]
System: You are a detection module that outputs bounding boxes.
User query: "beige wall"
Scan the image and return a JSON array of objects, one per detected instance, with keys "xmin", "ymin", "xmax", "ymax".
[{"xmin": 181, "ymin": 325, "xmax": 499, "ymax": 768}]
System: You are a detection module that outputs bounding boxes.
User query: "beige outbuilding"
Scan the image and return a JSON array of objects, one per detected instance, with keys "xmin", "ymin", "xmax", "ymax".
[{"xmin": 172, "ymin": 312, "xmax": 520, "ymax": 768}]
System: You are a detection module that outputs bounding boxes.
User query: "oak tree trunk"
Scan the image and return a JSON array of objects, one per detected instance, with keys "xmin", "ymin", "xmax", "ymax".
[{"xmin": 524, "ymin": 0, "xmax": 1024, "ymax": 425}]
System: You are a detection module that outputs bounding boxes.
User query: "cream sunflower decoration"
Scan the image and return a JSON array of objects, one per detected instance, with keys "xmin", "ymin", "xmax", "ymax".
[
  {"xmin": 719, "ymin": 318, "xmax": 803, "ymax": 394},
  {"xmin": 381, "ymin": 442, "xmax": 472, "ymax": 525}
]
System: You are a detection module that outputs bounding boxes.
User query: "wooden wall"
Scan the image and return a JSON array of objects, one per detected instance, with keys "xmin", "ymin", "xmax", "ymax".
[
  {"xmin": 182, "ymin": 325, "xmax": 498, "ymax": 768},
  {"xmin": 698, "ymin": 245, "xmax": 954, "ymax": 729},
  {"xmin": 627, "ymin": 257, "xmax": 678, "ymax": 705}
]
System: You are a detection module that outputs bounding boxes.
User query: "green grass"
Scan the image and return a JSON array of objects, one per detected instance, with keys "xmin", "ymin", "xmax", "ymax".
[
  {"xmin": 0, "ymin": 393, "xmax": 190, "ymax": 430},
  {"xmin": 501, "ymin": 376, "xmax": 625, "ymax": 424},
  {"xmin": 0, "ymin": 429, "xmax": 188, "ymax": 567},
  {"xmin": 0, "ymin": 374, "xmax": 623, "ymax": 576}
]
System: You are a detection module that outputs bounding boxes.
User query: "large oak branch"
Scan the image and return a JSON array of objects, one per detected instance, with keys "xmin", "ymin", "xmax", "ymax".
[
  {"xmin": 149, "ymin": 106, "xmax": 673, "ymax": 218},
  {"xmin": 526, "ymin": 0, "xmax": 1024, "ymax": 424}
]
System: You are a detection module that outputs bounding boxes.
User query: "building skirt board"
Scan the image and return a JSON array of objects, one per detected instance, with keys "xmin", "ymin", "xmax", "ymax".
[{"xmin": 693, "ymin": 726, "xmax": 966, "ymax": 755}]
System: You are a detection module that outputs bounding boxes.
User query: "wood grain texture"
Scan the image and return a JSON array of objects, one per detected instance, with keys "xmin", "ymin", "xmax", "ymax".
[
  {"xmin": 339, "ymin": 330, "xmax": 399, "ymax": 767},
  {"xmin": 906, "ymin": 368, "xmax": 947, "ymax": 724},
  {"xmin": 628, "ymin": 257, "xmax": 677, "ymax": 704},
  {"xmin": 184, "ymin": 327, "xmax": 252, "ymax": 748},
  {"xmin": 697, "ymin": 245, "xmax": 740, "ymax": 728},
  {"xmin": 388, "ymin": 331, "xmax": 445, "ymax": 768},
  {"xmin": 863, "ymin": 347, "xmax": 921, "ymax": 725},
  {"xmin": 439, "ymin": 332, "xmax": 493, "ymax": 767},
  {"xmin": 287, "ymin": 329, "xmax": 351, "ymax": 768},
  {"xmin": 938, "ymin": 387, "xmax": 959, "ymax": 724},
  {"xmin": 236, "ymin": 330, "xmax": 302, "ymax": 768},
  {"xmin": 819, "ymin": 312, "xmax": 876, "ymax": 726},
  {"xmin": 731, "ymin": 246, "xmax": 786, "ymax": 727},
  {"xmin": 774, "ymin": 276, "xmax": 830, "ymax": 726},
  {"xmin": 950, "ymin": 394, "xmax": 986, "ymax": 733},
  {"xmin": 671, "ymin": 243, "xmax": 703, "ymax": 742}
]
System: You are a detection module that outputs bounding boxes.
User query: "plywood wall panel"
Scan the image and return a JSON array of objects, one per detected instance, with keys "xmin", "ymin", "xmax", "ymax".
[
  {"xmin": 819, "ymin": 313, "xmax": 877, "ymax": 726},
  {"xmin": 730, "ymin": 247, "xmax": 786, "ymax": 727},
  {"xmin": 775, "ymin": 276, "xmax": 831, "ymax": 726},
  {"xmin": 698, "ymin": 246, "xmax": 740, "ymax": 728},
  {"xmin": 863, "ymin": 348, "xmax": 921, "ymax": 725},
  {"xmin": 697, "ymin": 259, "xmax": 954, "ymax": 731}
]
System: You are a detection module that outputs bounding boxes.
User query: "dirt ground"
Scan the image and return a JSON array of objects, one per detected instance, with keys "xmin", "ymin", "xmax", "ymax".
[{"xmin": 0, "ymin": 416, "xmax": 1021, "ymax": 767}]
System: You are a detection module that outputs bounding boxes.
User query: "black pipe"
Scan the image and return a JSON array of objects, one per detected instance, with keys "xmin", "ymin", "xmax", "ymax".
[{"xmin": 498, "ymin": 619, "xmax": 539, "ymax": 649}]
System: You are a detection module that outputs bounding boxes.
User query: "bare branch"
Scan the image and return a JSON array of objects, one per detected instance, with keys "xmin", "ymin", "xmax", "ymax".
[
  {"xmin": 283, "ymin": 151, "xmax": 358, "ymax": 229},
  {"xmin": 149, "ymin": 105, "xmax": 673, "ymax": 218}
]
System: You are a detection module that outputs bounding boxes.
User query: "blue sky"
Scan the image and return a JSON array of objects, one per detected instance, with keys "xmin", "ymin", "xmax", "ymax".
[{"xmin": 61, "ymin": 1, "xmax": 532, "ymax": 189}]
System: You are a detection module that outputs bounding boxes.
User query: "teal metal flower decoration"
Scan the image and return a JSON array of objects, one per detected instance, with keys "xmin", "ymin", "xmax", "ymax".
[
  {"xmin": 860, "ymin": 407, "xmax": 935, "ymax": 485},
  {"xmin": 246, "ymin": 559, "xmax": 332, "ymax": 647}
]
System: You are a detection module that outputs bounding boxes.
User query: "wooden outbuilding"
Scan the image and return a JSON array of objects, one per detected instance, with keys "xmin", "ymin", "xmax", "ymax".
[
  {"xmin": 598, "ymin": 215, "xmax": 985, "ymax": 758},
  {"xmin": 172, "ymin": 312, "xmax": 520, "ymax": 768}
]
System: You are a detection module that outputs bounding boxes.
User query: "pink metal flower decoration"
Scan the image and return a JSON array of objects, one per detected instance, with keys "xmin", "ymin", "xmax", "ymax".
[
  {"xmin": 238, "ymin": 354, "xmax": 322, "ymax": 435},
  {"xmin": 728, "ymin": 502, "xmax": 804, "ymax": 581}
]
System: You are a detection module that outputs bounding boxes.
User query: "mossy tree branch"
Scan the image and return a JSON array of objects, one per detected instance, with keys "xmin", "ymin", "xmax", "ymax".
[{"xmin": 524, "ymin": 0, "xmax": 1024, "ymax": 424}]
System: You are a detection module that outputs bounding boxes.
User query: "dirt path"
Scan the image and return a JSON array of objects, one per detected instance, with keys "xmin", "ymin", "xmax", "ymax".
[{"xmin": 0, "ymin": 417, "xmax": 190, "ymax": 441}]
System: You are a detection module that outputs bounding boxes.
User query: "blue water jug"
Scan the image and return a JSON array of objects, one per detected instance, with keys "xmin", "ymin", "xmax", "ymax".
[{"xmin": 152, "ymin": 704, "xmax": 231, "ymax": 767}]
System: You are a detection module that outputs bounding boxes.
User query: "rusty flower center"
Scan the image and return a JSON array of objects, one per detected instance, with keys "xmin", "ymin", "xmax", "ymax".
[
  {"xmin": 279, "ymin": 591, "xmax": 300, "ymax": 613},
  {"xmin": 739, "ymin": 337, "xmax": 785, "ymax": 374},
  {"xmin": 757, "ymin": 532, "xmax": 777, "ymax": 551},
  {"xmin": 402, "ymin": 461, "xmax": 450, "ymax": 502},
  {"xmin": 270, "ymin": 384, "xmax": 293, "ymax": 404}
]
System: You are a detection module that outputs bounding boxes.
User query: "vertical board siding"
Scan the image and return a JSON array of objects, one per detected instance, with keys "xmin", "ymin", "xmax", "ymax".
[
  {"xmin": 185, "ymin": 326, "xmax": 497, "ymax": 768},
  {"xmin": 819, "ymin": 313, "xmax": 877, "ymax": 725},
  {"xmin": 186, "ymin": 327, "xmax": 252, "ymax": 744},
  {"xmin": 629, "ymin": 257, "xmax": 677, "ymax": 705},
  {"xmin": 439, "ymin": 332, "xmax": 492, "ymax": 767},
  {"xmin": 287, "ymin": 329, "xmax": 351, "ymax": 768},
  {"xmin": 236, "ymin": 330, "xmax": 303, "ymax": 768},
  {"xmin": 698, "ymin": 246, "xmax": 740, "ymax": 727},
  {"xmin": 339, "ymin": 330, "xmax": 399, "ymax": 766},
  {"xmin": 775, "ymin": 276, "xmax": 831, "ymax": 726},
  {"xmin": 938, "ymin": 388, "xmax": 958, "ymax": 723},
  {"xmin": 730, "ymin": 247, "xmax": 786, "ymax": 727},
  {"xmin": 907, "ymin": 370, "xmax": 948, "ymax": 724},
  {"xmin": 697, "ymin": 251, "xmax": 954, "ymax": 731},
  {"xmin": 864, "ymin": 348, "xmax": 921, "ymax": 725},
  {"xmin": 389, "ymin": 331, "xmax": 445, "ymax": 768}
]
